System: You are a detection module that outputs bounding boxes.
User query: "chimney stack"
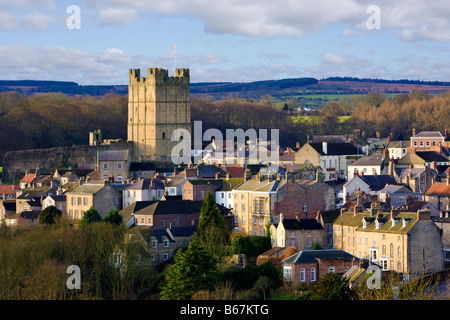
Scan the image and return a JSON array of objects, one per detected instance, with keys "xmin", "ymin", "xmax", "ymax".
[
  {"xmin": 412, "ymin": 128, "xmax": 416, "ymax": 137},
  {"xmin": 322, "ymin": 142, "xmax": 328, "ymax": 155}
]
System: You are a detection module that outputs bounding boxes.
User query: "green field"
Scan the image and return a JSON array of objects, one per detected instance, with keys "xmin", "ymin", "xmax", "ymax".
[{"xmin": 289, "ymin": 115, "xmax": 351, "ymax": 124}]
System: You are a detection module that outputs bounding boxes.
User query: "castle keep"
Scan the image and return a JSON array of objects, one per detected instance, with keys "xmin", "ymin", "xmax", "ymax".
[{"xmin": 127, "ymin": 68, "xmax": 191, "ymax": 161}]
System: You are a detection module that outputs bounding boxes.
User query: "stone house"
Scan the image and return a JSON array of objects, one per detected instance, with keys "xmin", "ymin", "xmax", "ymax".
[
  {"xmin": 232, "ymin": 174, "xmax": 286, "ymax": 236},
  {"xmin": 98, "ymin": 149, "xmax": 130, "ymax": 182},
  {"xmin": 424, "ymin": 177, "xmax": 450, "ymax": 211},
  {"xmin": 128, "ymin": 162, "xmax": 156, "ymax": 180},
  {"xmin": 294, "ymin": 142, "xmax": 363, "ymax": 182},
  {"xmin": 0, "ymin": 199, "xmax": 16, "ymax": 222},
  {"xmin": 66, "ymin": 180, "xmax": 121, "ymax": 220},
  {"xmin": 377, "ymin": 184, "xmax": 421, "ymax": 208},
  {"xmin": 0, "ymin": 184, "xmax": 20, "ymax": 200},
  {"xmin": 433, "ymin": 211, "xmax": 450, "ymax": 266},
  {"xmin": 396, "ymin": 165, "xmax": 436, "ymax": 194},
  {"xmin": 215, "ymin": 177, "xmax": 245, "ymax": 210},
  {"xmin": 122, "ymin": 177, "xmax": 165, "ymax": 208},
  {"xmin": 333, "ymin": 206, "xmax": 444, "ymax": 276},
  {"xmin": 273, "ymin": 179, "xmax": 335, "ymax": 221},
  {"xmin": 42, "ymin": 194, "xmax": 67, "ymax": 214},
  {"xmin": 347, "ymin": 152, "xmax": 389, "ymax": 180},
  {"xmin": 19, "ymin": 172, "xmax": 37, "ymax": 189},
  {"xmin": 387, "ymin": 140, "xmax": 410, "ymax": 160},
  {"xmin": 122, "ymin": 199, "xmax": 203, "ymax": 229},
  {"xmin": 271, "ymin": 213, "xmax": 325, "ymax": 250},
  {"xmin": 282, "ymin": 249, "xmax": 360, "ymax": 286},
  {"xmin": 127, "ymin": 226, "xmax": 196, "ymax": 263},
  {"xmin": 343, "ymin": 174, "xmax": 397, "ymax": 203}
]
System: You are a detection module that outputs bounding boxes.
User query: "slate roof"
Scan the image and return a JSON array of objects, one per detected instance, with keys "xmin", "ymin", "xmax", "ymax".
[
  {"xmin": 360, "ymin": 175, "xmax": 398, "ymax": 191},
  {"xmin": 234, "ymin": 177, "xmax": 284, "ymax": 192},
  {"xmin": 282, "ymin": 218, "xmax": 323, "ymax": 231},
  {"xmin": 98, "ymin": 150, "xmax": 129, "ymax": 161},
  {"xmin": 133, "ymin": 200, "xmax": 203, "ymax": 216},
  {"xmin": 129, "ymin": 162, "xmax": 156, "ymax": 171},
  {"xmin": 197, "ymin": 165, "xmax": 227, "ymax": 178},
  {"xmin": 308, "ymin": 142, "xmax": 362, "ymax": 156},
  {"xmin": 416, "ymin": 151, "xmax": 449, "ymax": 163},
  {"xmin": 68, "ymin": 183, "xmax": 105, "ymax": 194},
  {"xmin": 349, "ymin": 153, "xmax": 386, "ymax": 166},
  {"xmin": 379, "ymin": 184, "xmax": 412, "ymax": 194},
  {"xmin": 413, "ymin": 131, "xmax": 444, "ymax": 138},
  {"xmin": 282, "ymin": 249, "xmax": 358, "ymax": 264},
  {"xmin": 319, "ymin": 209, "xmax": 341, "ymax": 224},
  {"xmin": 387, "ymin": 140, "xmax": 410, "ymax": 148},
  {"xmin": 125, "ymin": 178, "xmax": 164, "ymax": 191}
]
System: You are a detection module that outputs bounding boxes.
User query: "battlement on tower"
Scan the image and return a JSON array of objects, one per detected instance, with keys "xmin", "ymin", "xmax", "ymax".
[{"xmin": 129, "ymin": 68, "xmax": 189, "ymax": 85}]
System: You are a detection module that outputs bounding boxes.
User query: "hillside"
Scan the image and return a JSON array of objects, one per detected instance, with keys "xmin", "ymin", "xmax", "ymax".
[{"xmin": 1, "ymin": 77, "xmax": 449, "ymax": 100}]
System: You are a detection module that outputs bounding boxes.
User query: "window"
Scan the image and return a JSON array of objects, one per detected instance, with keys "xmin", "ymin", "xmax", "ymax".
[
  {"xmin": 390, "ymin": 244, "xmax": 394, "ymax": 258},
  {"xmin": 328, "ymin": 267, "xmax": 335, "ymax": 273},
  {"xmin": 173, "ymin": 220, "xmax": 177, "ymax": 226},
  {"xmin": 283, "ymin": 266, "xmax": 293, "ymax": 282},
  {"xmin": 162, "ymin": 132, "xmax": 165, "ymax": 139},
  {"xmin": 163, "ymin": 254, "xmax": 169, "ymax": 260},
  {"xmin": 71, "ymin": 197, "xmax": 75, "ymax": 206},
  {"xmin": 426, "ymin": 141, "xmax": 430, "ymax": 147},
  {"xmin": 77, "ymin": 197, "xmax": 82, "ymax": 206},
  {"xmin": 380, "ymin": 259, "xmax": 388, "ymax": 271},
  {"xmin": 303, "ymin": 204, "xmax": 307, "ymax": 213},
  {"xmin": 161, "ymin": 220, "xmax": 165, "ymax": 226},
  {"xmin": 148, "ymin": 217, "xmax": 152, "ymax": 224},
  {"xmin": 200, "ymin": 191, "xmax": 204, "ymax": 198},
  {"xmin": 151, "ymin": 254, "xmax": 155, "ymax": 261},
  {"xmin": 300, "ymin": 268, "xmax": 306, "ymax": 282},
  {"xmin": 222, "ymin": 193, "xmax": 224, "ymax": 199},
  {"xmin": 83, "ymin": 197, "xmax": 88, "ymax": 206},
  {"xmin": 152, "ymin": 240, "xmax": 157, "ymax": 248},
  {"xmin": 310, "ymin": 268, "xmax": 316, "ymax": 282},
  {"xmin": 242, "ymin": 204, "xmax": 245, "ymax": 212},
  {"xmin": 103, "ymin": 163, "xmax": 108, "ymax": 170},
  {"xmin": 117, "ymin": 175, "xmax": 122, "ymax": 182},
  {"xmin": 163, "ymin": 240, "xmax": 169, "ymax": 247},
  {"xmin": 117, "ymin": 163, "xmax": 122, "ymax": 170}
]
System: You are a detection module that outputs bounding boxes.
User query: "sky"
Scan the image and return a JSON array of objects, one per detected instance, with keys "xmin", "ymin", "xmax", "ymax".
[{"xmin": 0, "ymin": 0, "xmax": 449, "ymax": 85}]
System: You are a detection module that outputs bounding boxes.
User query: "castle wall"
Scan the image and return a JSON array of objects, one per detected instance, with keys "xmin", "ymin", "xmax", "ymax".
[{"xmin": 1, "ymin": 142, "xmax": 132, "ymax": 181}]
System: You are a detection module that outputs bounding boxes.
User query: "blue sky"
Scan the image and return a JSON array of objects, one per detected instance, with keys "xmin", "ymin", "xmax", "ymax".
[{"xmin": 0, "ymin": 0, "xmax": 449, "ymax": 85}]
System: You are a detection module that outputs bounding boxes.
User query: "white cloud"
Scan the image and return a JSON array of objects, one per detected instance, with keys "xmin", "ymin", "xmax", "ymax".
[
  {"xmin": 98, "ymin": 7, "xmax": 139, "ymax": 26},
  {"xmin": 0, "ymin": 45, "xmax": 132, "ymax": 84},
  {"xmin": 0, "ymin": 11, "xmax": 19, "ymax": 30},
  {"xmin": 21, "ymin": 13, "xmax": 54, "ymax": 33}
]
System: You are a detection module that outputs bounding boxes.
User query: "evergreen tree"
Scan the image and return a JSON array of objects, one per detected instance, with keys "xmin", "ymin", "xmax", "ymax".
[
  {"xmin": 38, "ymin": 205, "xmax": 62, "ymax": 225},
  {"xmin": 196, "ymin": 192, "xmax": 228, "ymax": 245},
  {"xmin": 80, "ymin": 207, "xmax": 102, "ymax": 226},
  {"xmin": 160, "ymin": 238, "xmax": 217, "ymax": 300},
  {"xmin": 309, "ymin": 273, "xmax": 353, "ymax": 300},
  {"xmin": 103, "ymin": 208, "xmax": 123, "ymax": 226}
]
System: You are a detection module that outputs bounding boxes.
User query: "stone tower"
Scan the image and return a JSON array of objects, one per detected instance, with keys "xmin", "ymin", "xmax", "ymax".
[{"xmin": 127, "ymin": 68, "xmax": 191, "ymax": 161}]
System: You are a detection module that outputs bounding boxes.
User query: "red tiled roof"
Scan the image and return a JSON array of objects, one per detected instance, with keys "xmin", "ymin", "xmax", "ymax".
[
  {"xmin": 20, "ymin": 174, "xmax": 36, "ymax": 183},
  {"xmin": 425, "ymin": 181, "xmax": 450, "ymax": 195},
  {"xmin": 0, "ymin": 185, "xmax": 19, "ymax": 194}
]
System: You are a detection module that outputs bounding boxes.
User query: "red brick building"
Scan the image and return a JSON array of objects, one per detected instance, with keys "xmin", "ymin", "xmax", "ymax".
[
  {"xmin": 410, "ymin": 130, "xmax": 446, "ymax": 151},
  {"xmin": 273, "ymin": 180, "xmax": 335, "ymax": 220},
  {"xmin": 182, "ymin": 179, "xmax": 223, "ymax": 201},
  {"xmin": 282, "ymin": 249, "xmax": 360, "ymax": 286}
]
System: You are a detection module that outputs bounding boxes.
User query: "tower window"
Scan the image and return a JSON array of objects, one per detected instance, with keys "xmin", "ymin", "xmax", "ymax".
[{"xmin": 162, "ymin": 132, "xmax": 165, "ymax": 139}]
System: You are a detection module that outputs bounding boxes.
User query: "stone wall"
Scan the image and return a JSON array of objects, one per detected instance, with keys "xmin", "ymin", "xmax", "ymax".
[{"xmin": 1, "ymin": 142, "xmax": 133, "ymax": 181}]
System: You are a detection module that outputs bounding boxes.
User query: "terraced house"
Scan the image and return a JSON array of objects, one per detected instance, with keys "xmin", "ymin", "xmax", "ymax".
[
  {"xmin": 232, "ymin": 173, "xmax": 286, "ymax": 236},
  {"xmin": 66, "ymin": 180, "xmax": 120, "ymax": 219},
  {"xmin": 333, "ymin": 203, "xmax": 443, "ymax": 276}
]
